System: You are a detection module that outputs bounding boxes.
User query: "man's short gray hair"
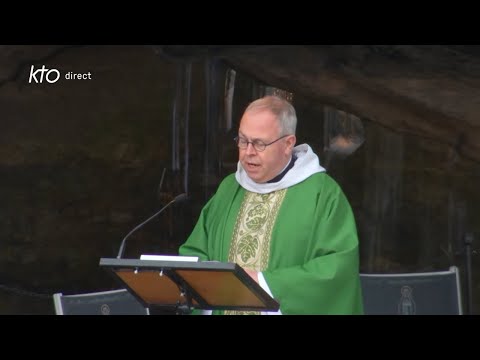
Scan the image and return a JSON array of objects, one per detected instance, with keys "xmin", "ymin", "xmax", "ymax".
[{"xmin": 245, "ymin": 95, "xmax": 297, "ymax": 135}]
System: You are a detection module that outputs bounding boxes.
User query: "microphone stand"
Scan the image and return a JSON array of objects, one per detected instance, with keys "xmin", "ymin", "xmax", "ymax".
[
  {"xmin": 464, "ymin": 233, "xmax": 474, "ymax": 315},
  {"xmin": 116, "ymin": 195, "xmax": 185, "ymax": 259}
]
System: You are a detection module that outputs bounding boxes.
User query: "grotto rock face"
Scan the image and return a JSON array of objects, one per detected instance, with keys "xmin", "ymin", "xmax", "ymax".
[
  {"xmin": 158, "ymin": 45, "xmax": 480, "ymax": 163},
  {"xmin": 3, "ymin": 45, "xmax": 480, "ymax": 163}
]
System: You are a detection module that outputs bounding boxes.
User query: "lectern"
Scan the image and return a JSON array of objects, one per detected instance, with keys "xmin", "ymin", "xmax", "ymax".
[{"xmin": 99, "ymin": 258, "xmax": 280, "ymax": 314}]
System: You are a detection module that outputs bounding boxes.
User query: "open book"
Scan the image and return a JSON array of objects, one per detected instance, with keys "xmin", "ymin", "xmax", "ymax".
[{"xmin": 139, "ymin": 254, "xmax": 199, "ymax": 262}]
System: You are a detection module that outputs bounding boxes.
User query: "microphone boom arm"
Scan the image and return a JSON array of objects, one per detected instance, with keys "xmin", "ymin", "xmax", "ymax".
[{"xmin": 116, "ymin": 193, "xmax": 186, "ymax": 259}]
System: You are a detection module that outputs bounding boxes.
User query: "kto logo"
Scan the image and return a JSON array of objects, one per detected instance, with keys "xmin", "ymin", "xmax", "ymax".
[{"xmin": 29, "ymin": 65, "xmax": 60, "ymax": 84}]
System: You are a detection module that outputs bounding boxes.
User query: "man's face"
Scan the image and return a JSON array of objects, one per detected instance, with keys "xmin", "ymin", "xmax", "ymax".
[{"xmin": 238, "ymin": 109, "xmax": 295, "ymax": 183}]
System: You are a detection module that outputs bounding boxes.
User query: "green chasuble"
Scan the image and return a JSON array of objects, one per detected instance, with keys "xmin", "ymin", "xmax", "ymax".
[{"xmin": 179, "ymin": 172, "xmax": 364, "ymax": 315}]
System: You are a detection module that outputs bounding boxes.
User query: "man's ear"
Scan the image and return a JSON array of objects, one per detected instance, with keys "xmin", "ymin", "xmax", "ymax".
[{"xmin": 286, "ymin": 135, "xmax": 296, "ymax": 151}]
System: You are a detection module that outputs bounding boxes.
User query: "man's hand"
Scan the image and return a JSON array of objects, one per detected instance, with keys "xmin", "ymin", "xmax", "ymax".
[{"xmin": 244, "ymin": 268, "xmax": 259, "ymax": 283}]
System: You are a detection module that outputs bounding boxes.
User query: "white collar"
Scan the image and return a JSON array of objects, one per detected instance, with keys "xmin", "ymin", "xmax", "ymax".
[{"xmin": 235, "ymin": 144, "xmax": 325, "ymax": 194}]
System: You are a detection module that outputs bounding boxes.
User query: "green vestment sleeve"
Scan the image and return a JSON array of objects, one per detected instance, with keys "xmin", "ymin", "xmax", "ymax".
[{"xmin": 262, "ymin": 174, "xmax": 363, "ymax": 314}]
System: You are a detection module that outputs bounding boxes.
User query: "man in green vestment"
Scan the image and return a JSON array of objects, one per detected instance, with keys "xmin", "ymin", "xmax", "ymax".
[{"xmin": 179, "ymin": 95, "xmax": 364, "ymax": 315}]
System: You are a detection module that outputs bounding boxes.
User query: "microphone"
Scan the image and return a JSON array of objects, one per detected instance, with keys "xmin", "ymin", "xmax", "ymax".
[{"xmin": 116, "ymin": 193, "xmax": 188, "ymax": 259}]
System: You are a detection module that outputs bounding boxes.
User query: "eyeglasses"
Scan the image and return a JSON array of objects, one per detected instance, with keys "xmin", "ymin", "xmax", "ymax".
[{"xmin": 234, "ymin": 134, "xmax": 290, "ymax": 152}]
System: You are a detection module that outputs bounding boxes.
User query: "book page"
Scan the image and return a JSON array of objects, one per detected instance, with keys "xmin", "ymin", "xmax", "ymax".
[{"xmin": 140, "ymin": 254, "xmax": 199, "ymax": 262}]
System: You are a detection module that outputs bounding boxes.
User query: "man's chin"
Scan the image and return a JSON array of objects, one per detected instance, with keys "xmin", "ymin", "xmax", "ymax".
[{"xmin": 246, "ymin": 171, "xmax": 263, "ymax": 183}]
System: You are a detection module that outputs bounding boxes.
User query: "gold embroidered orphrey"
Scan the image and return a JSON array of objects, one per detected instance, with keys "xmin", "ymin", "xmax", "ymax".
[{"xmin": 225, "ymin": 189, "xmax": 286, "ymax": 315}]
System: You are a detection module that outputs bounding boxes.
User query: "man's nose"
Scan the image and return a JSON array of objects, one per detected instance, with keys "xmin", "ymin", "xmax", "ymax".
[{"xmin": 245, "ymin": 142, "xmax": 257, "ymax": 155}]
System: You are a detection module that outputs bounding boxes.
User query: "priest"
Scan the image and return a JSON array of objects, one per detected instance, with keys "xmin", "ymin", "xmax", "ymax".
[{"xmin": 179, "ymin": 95, "xmax": 363, "ymax": 315}]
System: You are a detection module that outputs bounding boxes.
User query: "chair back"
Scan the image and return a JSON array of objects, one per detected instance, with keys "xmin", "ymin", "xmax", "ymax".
[
  {"xmin": 53, "ymin": 288, "xmax": 150, "ymax": 315},
  {"xmin": 360, "ymin": 266, "xmax": 462, "ymax": 315}
]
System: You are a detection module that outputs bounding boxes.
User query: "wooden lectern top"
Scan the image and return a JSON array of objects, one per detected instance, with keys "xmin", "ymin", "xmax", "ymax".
[{"xmin": 99, "ymin": 258, "xmax": 280, "ymax": 313}]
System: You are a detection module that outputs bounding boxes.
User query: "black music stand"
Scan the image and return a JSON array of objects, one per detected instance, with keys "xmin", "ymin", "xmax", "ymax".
[{"xmin": 99, "ymin": 258, "xmax": 280, "ymax": 314}]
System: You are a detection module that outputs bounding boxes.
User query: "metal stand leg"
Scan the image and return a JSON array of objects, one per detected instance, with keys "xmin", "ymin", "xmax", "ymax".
[{"xmin": 464, "ymin": 233, "xmax": 474, "ymax": 315}]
